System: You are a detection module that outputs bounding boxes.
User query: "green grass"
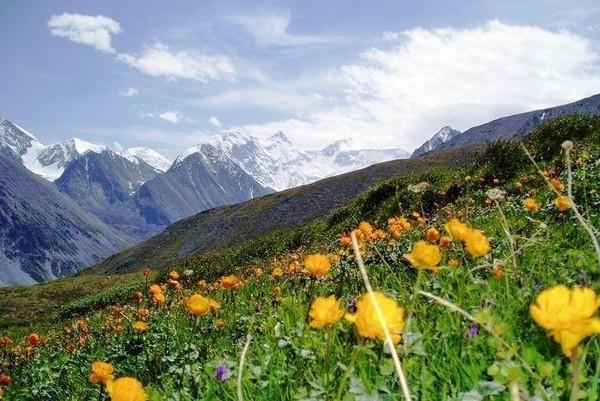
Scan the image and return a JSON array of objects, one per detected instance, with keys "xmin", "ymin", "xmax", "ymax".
[{"xmin": 1, "ymin": 115, "xmax": 599, "ymax": 400}]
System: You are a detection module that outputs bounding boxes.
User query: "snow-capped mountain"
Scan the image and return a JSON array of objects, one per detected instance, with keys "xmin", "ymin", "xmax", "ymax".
[
  {"xmin": 0, "ymin": 118, "xmax": 108, "ymax": 180},
  {"xmin": 411, "ymin": 126, "xmax": 461, "ymax": 158},
  {"xmin": 120, "ymin": 147, "xmax": 172, "ymax": 172},
  {"xmin": 178, "ymin": 131, "xmax": 410, "ymax": 191}
]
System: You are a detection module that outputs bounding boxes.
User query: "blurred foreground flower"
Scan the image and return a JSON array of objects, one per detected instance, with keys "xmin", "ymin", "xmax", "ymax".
[
  {"xmin": 309, "ymin": 296, "xmax": 344, "ymax": 329},
  {"xmin": 345, "ymin": 292, "xmax": 405, "ymax": 344},
  {"xmin": 106, "ymin": 377, "xmax": 147, "ymax": 401},
  {"xmin": 530, "ymin": 285, "xmax": 600, "ymax": 357}
]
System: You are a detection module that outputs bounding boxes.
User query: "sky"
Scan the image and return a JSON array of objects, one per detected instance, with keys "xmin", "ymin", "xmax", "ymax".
[{"xmin": 1, "ymin": 0, "xmax": 600, "ymax": 158}]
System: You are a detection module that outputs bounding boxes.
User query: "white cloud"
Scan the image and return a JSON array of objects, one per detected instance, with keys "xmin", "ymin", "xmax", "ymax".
[
  {"xmin": 229, "ymin": 14, "xmax": 336, "ymax": 46},
  {"xmin": 159, "ymin": 110, "xmax": 183, "ymax": 123},
  {"xmin": 209, "ymin": 116, "xmax": 222, "ymax": 127},
  {"xmin": 118, "ymin": 43, "xmax": 235, "ymax": 82},
  {"xmin": 235, "ymin": 20, "xmax": 600, "ymax": 150},
  {"xmin": 119, "ymin": 87, "xmax": 138, "ymax": 97},
  {"xmin": 48, "ymin": 13, "xmax": 121, "ymax": 53}
]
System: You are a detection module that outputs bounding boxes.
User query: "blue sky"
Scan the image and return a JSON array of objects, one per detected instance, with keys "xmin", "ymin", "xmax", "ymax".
[{"xmin": 1, "ymin": 1, "xmax": 600, "ymax": 157}]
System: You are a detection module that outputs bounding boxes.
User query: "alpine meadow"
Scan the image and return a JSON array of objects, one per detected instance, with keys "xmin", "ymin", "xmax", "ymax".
[{"xmin": 1, "ymin": 2, "xmax": 600, "ymax": 401}]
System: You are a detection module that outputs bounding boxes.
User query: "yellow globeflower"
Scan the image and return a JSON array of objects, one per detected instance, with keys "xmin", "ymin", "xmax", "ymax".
[
  {"xmin": 304, "ymin": 254, "xmax": 331, "ymax": 277},
  {"xmin": 132, "ymin": 321, "xmax": 148, "ymax": 333},
  {"xmin": 530, "ymin": 285, "xmax": 600, "ymax": 357},
  {"xmin": 462, "ymin": 229, "xmax": 491, "ymax": 257},
  {"xmin": 426, "ymin": 227, "xmax": 440, "ymax": 243},
  {"xmin": 89, "ymin": 361, "xmax": 114, "ymax": 384},
  {"xmin": 551, "ymin": 178, "xmax": 565, "ymax": 192},
  {"xmin": 345, "ymin": 292, "xmax": 405, "ymax": 344},
  {"xmin": 185, "ymin": 294, "xmax": 214, "ymax": 316},
  {"xmin": 106, "ymin": 377, "xmax": 147, "ymax": 401},
  {"xmin": 555, "ymin": 195, "xmax": 571, "ymax": 212},
  {"xmin": 220, "ymin": 275, "xmax": 242, "ymax": 289},
  {"xmin": 445, "ymin": 219, "xmax": 470, "ymax": 241},
  {"xmin": 309, "ymin": 296, "xmax": 345, "ymax": 329},
  {"xmin": 524, "ymin": 198, "xmax": 539, "ymax": 213},
  {"xmin": 403, "ymin": 241, "xmax": 441, "ymax": 271},
  {"xmin": 358, "ymin": 221, "xmax": 374, "ymax": 238}
]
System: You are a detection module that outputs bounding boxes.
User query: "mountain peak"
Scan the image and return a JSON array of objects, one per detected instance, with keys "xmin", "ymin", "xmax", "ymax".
[
  {"xmin": 266, "ymin": 131, "xmax": 292, "ymax": 146},
  {"xmin": 411, "ymin": 126, "xmax": 462, "ymax": 158},
  {"xmin": 120, "ymin": 147, "xmax": 172, "ymax": 172}
]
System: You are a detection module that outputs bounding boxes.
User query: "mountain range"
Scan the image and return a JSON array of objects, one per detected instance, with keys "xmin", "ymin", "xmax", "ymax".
[
  {"xmin": 0, "ymin": 119, "xmax": 409, "ymax": 285},
  {"xmin": 2, "ymin": 92, "xmax": 600, "ymax": 286}
]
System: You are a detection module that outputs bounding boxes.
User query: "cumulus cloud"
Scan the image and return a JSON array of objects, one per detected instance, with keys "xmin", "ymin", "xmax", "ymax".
[
  {"xmin": 48, "ymin": 13, "xmax": 121, "ymax": 53},
  {"xmin": 118, "ymin": 43, "xmax": 235, "ymax": 82},
  {"xmin": 119, "ymin": 87, "xmax": 138, "ymax": 97},
  {"xmin": 236, "ymin": 20, "xmax": 600, "ymax": 150},
  {"xmin": 159, "ymin": 110, "xmax": 184, "ymax": 123},
  {"xmin": 209, "ymin": 116, "xmax": 222, "ymax": 127},
  {"xmin": 229, "ymin": 14, "xmax": 336, "ymax": 46}
]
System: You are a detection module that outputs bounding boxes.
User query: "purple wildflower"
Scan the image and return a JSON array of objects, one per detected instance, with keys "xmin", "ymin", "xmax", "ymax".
[
  {"xmin": 347, "ymin": 298, "xmax": 357, "ymax": 314},
  {"xmin": 215, "ymin": 362, "xmax": 231, "ymax": 382},
  {"xmin": 534, "ymin": 282, "xmax": 542, "ymax": 292},
  {"xmin": 468, "ymin": 324, "xmax": 479, "ymax": 337}
]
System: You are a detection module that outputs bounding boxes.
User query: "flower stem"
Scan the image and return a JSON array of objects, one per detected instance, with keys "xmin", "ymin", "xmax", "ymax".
[
  {"xmin": 237, "ymin": 334, "xmax": 252, "ymax": 401},
  {"xmin": 570, "ymin": 346, "xmax": 582, "ymax": 401},
  {"xmin": 334, "ymin": 345, "xmax": 360, "ymax": 401}
]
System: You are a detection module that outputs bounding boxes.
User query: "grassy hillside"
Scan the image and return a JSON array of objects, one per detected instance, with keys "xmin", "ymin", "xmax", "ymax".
[{"xmin": 1, "ymin": 115, "xmax": 599, "ymax": 400}]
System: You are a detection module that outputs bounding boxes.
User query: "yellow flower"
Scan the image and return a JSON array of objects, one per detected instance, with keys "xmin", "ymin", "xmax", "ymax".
[
  {"xmin": 462, "ymin": 229, "xmax": 491, "ymax": 257},
  {"xmin": 445, "ymin": 219, "xmax": 470, "ymax": 241},
  {"xmin": 152, "ymin": 292, "xmax": 165, "ymax": 305},
  {"xmin": 426, "ymin": 227, "xmax": 440, "ymax": 243},
  {"xmin": 106, "ymin": 377, "xmax": 147, "ymax": 401},
  {"xmin": 388, "ymin": 216, "xmax": 412, "ymax": 239},
  {"xmin": 168, "ymin": 270, "xmax": 180, "ymax": 281},
  {"xmin": 358, "ymin": 221, "xmax": 374, "ymax": 237},
  {"xmin": 185, "ymin": 294, "xmax": 216, "ymax": 316},
  {"xmin": 403, "ymin": 241, "xmax": 441, "ymax": 271},
  {"xmin": 132, "ymin": 321, "xmax": 148, "ymax": 333},
  {"xmin": 271, "ymin": 267, "xmax": 284, "ymax": 278},
  {"xmin": 345, "ymin": 292, "xmax": 405, "ymax": 344},
  {"xmin": 309, "ymin": 296, "xmax": 345, "ymax": 329},
  {"xmin": 555, "ymin": 195, "xmax": 571, "ymax": 212},
  {"xmin": 89, "ymin": 361, "xmax": 114, "ymax": 384},
  {"xmin": 551, "ymin": 178, "xmax": 565, "ymax": 192},
  {"xmin": 524, "ymin": 198, "xmax": 539, "ymax": 213},
  {"xmin": 220, "ymin": 275, "xmax": 242, "ymax": 289},
  {"xmin": 304, "ymin": 254, "xmax": 331, "ymax": 277},
  {"xmin": 530, "ymin": 285, "xmax": 600, "ymax": 357}
]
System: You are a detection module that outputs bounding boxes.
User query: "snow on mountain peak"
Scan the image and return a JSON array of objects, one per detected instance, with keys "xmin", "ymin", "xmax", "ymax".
[
  {"xmin": 68, "ymin": 138, "xmax": 107, "ymax": 155},
  {"xmin": 120, "ymin": 147, "xmax": 172, "ymax": 172}
]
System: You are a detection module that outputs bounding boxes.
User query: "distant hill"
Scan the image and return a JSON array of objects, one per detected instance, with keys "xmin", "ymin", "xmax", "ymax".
[{"xmin": 413, "ymin": 93, "xmax": 600, "ymax": 156}]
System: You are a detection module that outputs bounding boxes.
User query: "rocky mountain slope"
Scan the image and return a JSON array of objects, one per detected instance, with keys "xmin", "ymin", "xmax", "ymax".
[
  {"xmin": 55, "ymin": 150, "xmax": 162, "ymax": 238},
  {"xmin": 134, "ymin": 143, "xmax": 272, "ymax": 226},
  {"xmin": 0, "ymin": 154, "xmax": 131, "ymax": 286}
]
